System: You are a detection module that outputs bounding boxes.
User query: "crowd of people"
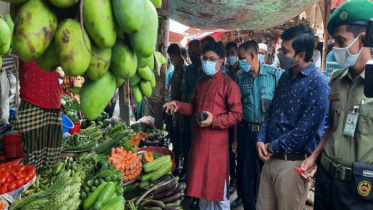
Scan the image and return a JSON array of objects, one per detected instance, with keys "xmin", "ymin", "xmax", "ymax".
[{"xmin": 162, "ymin": 0, "xmax": 373, "ymax": 210}]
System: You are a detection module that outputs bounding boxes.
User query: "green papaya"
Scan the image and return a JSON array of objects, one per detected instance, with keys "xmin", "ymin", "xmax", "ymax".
[
  {"xmin": 110, "ymin": 37, "xmax": 137, "ymax": 79},
  {"xmin": 83, "ymin": 0, "xmax": 116, "ymax": 48},
  {"xmin": 138, "ymin": 66, "xmax": 152, "ymax": 81},
  {"xmin": 4, "ymin": 48, "xmax": 12, "ymax": 55},
  {"xmin": 138, "ymin": 54, "xmax": 154, "ymax": 69},
  {"xmin": 86, "ymin": 45, "xmax": 111, "ymax": 81},
  {"xmin": 140, "ymin": 80, "xmax": 152, "ymax": 98},
  {"xmin": 114, "ymin": 73, "xmax": 125, "ymax": 88},
  {"xmin": 13, "ymin": 0, "xmax": 57, "ymax": 61},
  {"xmin": 115, "ymin": 22, "xmax": 125, "ymax": 37},
  {"xmin": 10, "ymin": 3, "xmax": 24, "ymax": 22},
  {"xmin": 129, "ymin": 73, "xmax": 141, "ymax": 87},
  {"xmin": 4, "ymin": 15, "xmax": 14, "ymax": 46},
  {"xmin": 155, "ymin": 51, "xmax": 167, "ymax": 65},
  {"xmin": 81, "ymin": 71, "xmax": 116, "ymax": 121},
  {"xmin": 2, "ymin": 0, "xmax": 29, "ymax": 4},
  {"xmin": 132, "ymin": 86, "xmax": 143, "ymax": 103},
  {"xmin": 49, "ymin": 0, "xmax": 79, "ymax": 8},
  {"xmin": 0, "ymin": 57, "xmax": 2, "ymax": 67},
  {"xmin": 150, "ymin": 0, "xmax": 162, "ymax": 9},
  {"xmin": 150, "ymin": 72, "xmax": 156, "ymax": 88},
  {"xmin": 36, "ymin": 41, "xmax": 59, "ymax": 72},
  {"xmin": 0, "ymin": 18, "xmax": 11, "ymax": 55},
  {"xmin": 129, "ymin": 1, "xmax": 158, "ymax": 58},
  {"xmin": 112, "ymin": 0, "xmax": 146, "ymax": 34},
  {"xmin": 55, "ymin": 19, "xmax": 92, "ymax": 76}
]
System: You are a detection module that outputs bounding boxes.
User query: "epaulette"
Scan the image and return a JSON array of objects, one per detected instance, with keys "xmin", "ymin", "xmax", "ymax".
[{"xmin": 328, "ymin": 68, "xmax": 347, "ymax": 86}]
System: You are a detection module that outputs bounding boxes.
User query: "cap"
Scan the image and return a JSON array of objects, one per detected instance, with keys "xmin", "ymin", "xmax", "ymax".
[
  {"xmin": 327, "ymin": 0, "xmax": 373, "ymax": 36},
  {"xmin": 258, "ymin": 43, "xmax": 268, "ymax": 52},
  {"xmin": 56, "ymin": 66, "xmax": 65, "ymax": 77}
]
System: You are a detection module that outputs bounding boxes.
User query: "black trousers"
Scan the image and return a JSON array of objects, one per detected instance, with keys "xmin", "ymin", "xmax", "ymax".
[
  {"xmin": 315, "ymin": 164, "xmax": 373, "ymax": 210},
  {"xmin": 236, "ymin": 123, "xmax": 263, "ymax": 210},
  {"xmin": 181, "ymin": 116, "xmax": 192, "ymax": 176},
  {"xmin": 229, "ymin": 126, "xmax": 237, "ymax": 182}
]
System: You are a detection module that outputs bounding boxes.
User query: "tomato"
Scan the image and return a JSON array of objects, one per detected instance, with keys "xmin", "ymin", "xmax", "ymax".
[
  {"xmin": 6, "ymin": 176, "xmax": 14, "ymax": 183},
  {"xmin": 7, "ymin": 182, "xmax": 17, "ymax": 192},
  {"xmin": 24, "ymin": 175, "xmax": 32, "ymax": 183},
  {"xmin": 15, "ymin": 173, "xmax": 25, "ymax": 180},
  {"xmin": 3, "ymin": 171, "xmax": 10, "ymax": 178},
  {"xmin": 29, "ymin": 168, "xmax": 36, "ymax": 177},
  {"xmin": 24, "ymin": 165, "xmax": 33, "ymax": 171},
  {"xmin": 15, "ymin": 179, "xmax": 25, "ymax": 187},
  {"xmin": 18, "ymin": 165, "xmax": 26, "ymax": 172},
  {"xmin": 2, "ymin": 183, "xmax": 9, "ymax": 188},
  {"xmin": 0, "ymin": 186, "xmax": 7, "ymax": 194},
  {"xmin": 0, "ymin": 177, "xmax": 6, "ymax": 185}
]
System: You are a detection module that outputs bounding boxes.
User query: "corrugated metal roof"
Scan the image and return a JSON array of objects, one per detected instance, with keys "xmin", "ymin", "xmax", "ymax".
[{"xmin": 159, "ymin": 0, "xmax": 320, "ymax": 30}]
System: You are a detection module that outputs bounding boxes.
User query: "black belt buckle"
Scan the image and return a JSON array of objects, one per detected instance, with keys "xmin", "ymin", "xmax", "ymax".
[
  {"xmin": 330, "ymin": 162, "xmax": 342, "ymax": 180},
  {"xmin": 248, "ymin": 124, "xmax": 261, "ymax": 132}
]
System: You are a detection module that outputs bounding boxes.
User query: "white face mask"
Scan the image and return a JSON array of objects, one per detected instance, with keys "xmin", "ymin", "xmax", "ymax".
[
  {"xmin": 58, "ymin": 78, "xmax": 63, "ymax": 84},
  {"xmin": 332, "ymin": 35, "xmax": 362, "ymax": 68}
]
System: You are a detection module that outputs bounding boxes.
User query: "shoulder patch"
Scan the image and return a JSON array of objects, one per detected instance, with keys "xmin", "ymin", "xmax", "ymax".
[{"xmin": 328, "ymin": 68, "xmax": 347, "ymax": 86}]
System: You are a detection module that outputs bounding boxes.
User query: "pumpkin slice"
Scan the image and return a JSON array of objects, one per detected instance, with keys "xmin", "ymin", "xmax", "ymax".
[
  {"xmin": 137, "ymin": 131, "xmax": 147, "ymax": 140},
  {"xmin": 130, "ymin": 134, "xmax": 141, "ymax": 146},
  {"xmin": 144, "ymin": 151, "xmax": 154, "ymax": 163}
]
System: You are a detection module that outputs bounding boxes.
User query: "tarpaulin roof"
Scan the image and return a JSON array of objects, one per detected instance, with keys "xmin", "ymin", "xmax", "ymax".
[{"xmin": 159, "ymin": 0, "xmax": 320, "ymax": 30}]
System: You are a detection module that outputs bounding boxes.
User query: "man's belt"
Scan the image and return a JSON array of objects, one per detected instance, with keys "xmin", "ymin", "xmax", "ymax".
[
  {"xmin": 273, "ymin": 153, "xmax": 308, "ymax": 161},
  {"xmin": 239, "ymin": 122, "xmax": 261, "ymax": 132},
  {"xmin": 321, "ymin": 153, "xmax": 353, "ymax": 182}
]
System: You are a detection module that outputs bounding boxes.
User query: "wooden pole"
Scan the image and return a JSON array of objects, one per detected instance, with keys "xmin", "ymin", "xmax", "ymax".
[
  {"xmin": 119, "ymin": 82, "xmax": 130, "ymax": 124},
  {"xmin": 145, "ymin": 16, "xmax": 169, "ymax": 129},
  {"xmin": 321, "ymin": 0, "xmax": 331, "ymax": 73}
]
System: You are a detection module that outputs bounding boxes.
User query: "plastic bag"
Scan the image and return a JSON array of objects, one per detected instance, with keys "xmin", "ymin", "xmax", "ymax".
[
  {"xmin": 0, "ymin": 70, "xmax": 10, "ymax": 125},
  {"xmin": 8, "ymin": 73, "xmax": 16, "ymax": 103},
  {"xmin": 139, "ymin": 116, "xmax": 155, "ymax": 128}
]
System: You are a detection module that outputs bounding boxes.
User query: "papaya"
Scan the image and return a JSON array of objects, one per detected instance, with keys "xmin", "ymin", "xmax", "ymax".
[
  {"xmin": 138, "ymin": 54, "xmax": 154, "ymax": 70},
  {"xmin": 150, "ymin": 72, "xmax": 156, "ymax": 88},
  {"xmin": 13, "ymin": 0, "xmax": 57, "ymax": 61},
  {"xmin": 140, "ymin": 80, "xmax": 152, "ymax": 98},
  {"xmin": 4, "ymin": 15, "xmax": 14, "ymax": 46},
  {"xmin": 115, "ymin": 22, "xmax": 125, "ymax": 37},
  {"xmin": 129, "ymin": 0, "xmax": 158, "ymax": 58},
  {"xmin": 150, "ymin": 0, "xmax": 162, "ymax": 9},
  {"xmin": 0, "ymin": 18, "xmax": 11, "ymax": 55},
  {"xmin": 112, "ymin": 0, "xmax": 146, "ymax": 34},
  {"xmin": 83, "ymin": 0, "xmax": 116, "ymax": 48},
  {"xmin": 132, "ymin": 85, "xmax": 143, "ymax": 103},
  {"xmin": 129, "ymin": 73, "xmax": 141, "ymax": 87},
  {"xmin": 0, "ymin": 57, "xmax": 2, "ymax": 67},
  {"xmin": 110, "ymin": 37, "xmax": 137, "ymax": 79},
  {"xmin": 2, "ymin": 0, "xmax": 29, "ymax": 4},
  {"xmin": 116, "ymin": 77, "xmax": 125, "ymax": 88},
  {"xmin": 86, "ymin": 45, "xmax": 111, "ymax": 81},
  {"xmin": 154, "ymin": 51, "xmax": 167, "ymax": 65},
  {"xmin": 10, "ymin": 3, "xmax": 24, "ymax": 22},
  {"xmin": 55, "ymin": 19, "xmax": 92, "ymax": 76},
  {"xmin": 49, "ymin": 0, "xmax": 79, "ymax": 8},
  {"xmin": 138, "ymin": 66, "xmax": 152, "ymax": 81},
  {"xmin": 80, "ymin": 71, "xmax": 116, "ymax": 121},
  {"xmin": 35, "ymin": 41, "xmax": 59, "ymax": 72}
]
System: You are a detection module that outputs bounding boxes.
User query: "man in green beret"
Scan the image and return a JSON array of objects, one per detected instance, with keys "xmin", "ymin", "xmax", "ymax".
[{"xmin": 300, "ymin": 0, "xmax": 373, "ymax": 209}]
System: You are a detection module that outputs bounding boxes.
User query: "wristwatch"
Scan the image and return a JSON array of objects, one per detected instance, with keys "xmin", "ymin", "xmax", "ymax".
[{"xmin": 267, "ymin": 143, "xmax": 274, "ymax": 154}]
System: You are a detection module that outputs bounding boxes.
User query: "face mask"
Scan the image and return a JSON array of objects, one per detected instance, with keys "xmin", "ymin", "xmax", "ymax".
[
  {"xmin": 278, "ymin": 53, "xmax": 296, "ymax": 70},
  {"xmin": 58, "ymin": 78, "xmax": 63, "ymax": 85},
  {"xmin": 190, "ymin": 55, "xmax": 200, "ymax": 65},
  {"xmin": 239, "ymin": 59, "xmax": 251, "ymax": 73},
  {"xmin": 332, "ymin": 35, "xmax": 362, "ymax": 68},
  {"xmin": 202, "ymin": 61, "xmax": 218, "ymax": 76},
  {"xmin": 258, "ymin": 54, "xmax": 265, "ymax": 64},
  {"xmin": 275, "ymin": 57, "xmax": 280, "ymax": 64},
  {"xmin": 226, "ymin": 56, "xmax": 237, "ymax": 66}
]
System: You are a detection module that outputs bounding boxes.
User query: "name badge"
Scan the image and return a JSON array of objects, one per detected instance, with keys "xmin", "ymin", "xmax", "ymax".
[
  {"xmin": 243, "ymin": 84, "xmax": 253, "ymax": 89},
  {"xmin": 328, "ymin": 93, "xmax": 341, "ymax": 101},
  {"xmin": 343, "ymin": 106, "xmax": 359, "ymax": 137}
]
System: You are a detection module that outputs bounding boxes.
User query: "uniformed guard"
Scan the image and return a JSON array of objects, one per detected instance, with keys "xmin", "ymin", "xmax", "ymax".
[
  {"xmin": 230, "ymin": 40, "xmax": 283, "ymax": 210},
  {"xmin": 300, "ymin": 0, "xmax": 373, "ymax": 209}
]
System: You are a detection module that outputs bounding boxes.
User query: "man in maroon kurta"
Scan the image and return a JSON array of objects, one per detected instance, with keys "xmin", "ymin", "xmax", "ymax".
[{"xmin": 164, "ymin": 42, "xmax": 242, "ymax": 209}]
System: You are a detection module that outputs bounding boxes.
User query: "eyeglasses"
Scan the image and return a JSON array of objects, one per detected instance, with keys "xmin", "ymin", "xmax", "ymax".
[
  {"xmin": 202, "ymin": 56, "xmax": 221, "ymax": 62},
  {"xmin": 259, "ymin": 52, "xmax": 266, "ymax": 55}
]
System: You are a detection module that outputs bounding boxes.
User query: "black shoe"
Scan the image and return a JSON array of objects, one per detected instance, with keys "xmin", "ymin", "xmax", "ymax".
[
  {"xmin": 189, "ymin": 198, "xmax": 199, "ymax": 209},
  {"xmin": 230, "ymin": 197, "xmax": 243, "ymax": 209},
  {"xmin": 229, "ymin": 179, "xmax": 237, "ymax": 195}
]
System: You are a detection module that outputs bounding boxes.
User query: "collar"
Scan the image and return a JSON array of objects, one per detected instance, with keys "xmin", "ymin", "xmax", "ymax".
[
  {"xmin": 344, "ymin": 69, "xmax": 366, "ymax": 81},
  {"xmin": 258, "ymin": 63, "xmax": 267, "ymax": 76},
  {"xmin": 298, "ymin": 63, "xmax": 316, "ymax": 77},
  {"xmin": 205, "ymin": 69, "xmax": 223, "ymax": 79}
]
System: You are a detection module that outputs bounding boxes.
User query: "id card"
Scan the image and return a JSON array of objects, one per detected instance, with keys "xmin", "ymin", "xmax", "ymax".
[{"xmin": 343, "ymin": 111, "xmax": 359, "ymax": 137}]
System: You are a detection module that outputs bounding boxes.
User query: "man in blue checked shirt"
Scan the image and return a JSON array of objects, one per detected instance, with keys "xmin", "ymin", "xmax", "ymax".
[{"xmin": 255, "ymin": 24, "xmax": 330, "ymax": 210}]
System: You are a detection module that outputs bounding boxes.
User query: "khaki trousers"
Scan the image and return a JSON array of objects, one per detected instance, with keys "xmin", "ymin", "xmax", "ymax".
[{"xmin": 256, "ymin": 158, "xmax": 310, "ymax": 210}]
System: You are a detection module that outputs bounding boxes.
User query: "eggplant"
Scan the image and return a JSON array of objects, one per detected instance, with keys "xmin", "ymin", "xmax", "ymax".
[
  {"xmin": 153, "ymin": 183, "xmax": 179, "ymax": 200},
  {"xmin": 159, "ymin": 193, "xmax": 185, "ymax": 204},
  {"xmin": 175, "ymin": 182, "xmax": 187, "ymax": 193},
  {"xmin": 154, "ymin": 174, "xmax": 173, "ymax": 185},
  {"xmin": 139, "ymin": 200, "xmax": 165, "ymax": 208},
  {"xmin": 145, "ymin": 207, "xmax": 163, "ymax": 210},
  {"xmin": 163, "ymin": 206, "xmax": 183, "ymax": 210},
  {"xmin": 153, "ymin": 177, "xmax": 179, "ymax": 195},
  {"xmin": 165, "ymin": 200, "xmax": 181, "ymax": 207},
  {"xmin": 135, "ymin": 177, "xmax": 179, "ymax": 206}
]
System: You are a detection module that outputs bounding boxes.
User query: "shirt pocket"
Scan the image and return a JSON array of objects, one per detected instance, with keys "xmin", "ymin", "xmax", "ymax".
[
  {"xmin": 242, "ymin": 87, "xmax": 254, "ymax": 106},
  {"xmin": 330, "ymin": 101, "xmax": 342, "ymax": 132},
  {"xmin": 357, "ymin": 104, "xmax": 373, "ymax": 136}
]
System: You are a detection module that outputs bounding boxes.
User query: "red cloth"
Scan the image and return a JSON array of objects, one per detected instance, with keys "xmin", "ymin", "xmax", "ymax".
[
  {"xmin": 19, "ymin": 61, "xmax": 61, "ymax": 109},
  {"xmin": 175, "ymin": 70, "xmax": 243, "ymax": 201}
]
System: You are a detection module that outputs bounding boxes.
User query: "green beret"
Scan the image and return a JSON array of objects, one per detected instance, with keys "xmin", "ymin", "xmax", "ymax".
[{"xmin": 327, "ymin": 0, "xmax": 373, "ymax": 36}]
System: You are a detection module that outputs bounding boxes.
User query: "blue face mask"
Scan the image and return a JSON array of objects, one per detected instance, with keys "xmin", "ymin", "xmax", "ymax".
[
  {"xmin": 226, "ymin": 56, "xmax": 237, "ymax": 66},
  {"xmin": 239, "ymin": 59, "xmax": 251, "ymax": 72},
  {"xmin": 202, "ymin": 61, "xmax": 218, "ymax": 76},
  {"xmin": 258, "ymin": 54, "xmax": 265, "ymax": 64}
]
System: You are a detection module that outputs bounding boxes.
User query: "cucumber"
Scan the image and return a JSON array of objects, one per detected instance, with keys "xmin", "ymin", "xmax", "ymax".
[
  {"xmin": 93, "ymin": 182, "xmax": 116, "ymax": 210},
  {"xmin": 150, "ymin": 162, "xmax": 172, "ymax": 182},
  {"xmin": 101, "ymin": 196, "xmax": 125, "ymax": 210},
  {"xmin": 83, "ymin": 182, "xmax": 107, "ymax": 210},
  {"xmin": 140, "ymin": 170, "xmax": 158, "ymax": 182},
  {"xmin": 143, "ymin": 155, "xmax": 171, "ymax": 173},
  {"xmin": 165, "ymin": 200, "xmax": 181, "ymax": 207}
]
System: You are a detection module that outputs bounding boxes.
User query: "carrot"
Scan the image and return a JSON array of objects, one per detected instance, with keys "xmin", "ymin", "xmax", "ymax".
[
  {"xmin": 115, "ymin": 165, "xmax": 121, "ymax": 170},
  {"xmin": 111, "ymin": 148, "xmax": 116, "ymax": 156}
]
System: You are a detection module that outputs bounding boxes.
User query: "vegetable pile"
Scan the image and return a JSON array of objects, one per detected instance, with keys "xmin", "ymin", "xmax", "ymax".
[
  {"xmin": 139, "ymin": 129, "xmax": 169, "ymax": 148},
  {"xmin": 79, "ymin": 124, "xmax": 104, "ymax": 141},
  {"xmin": 62, "ymin": 134, "xmax": 97, "ymax": 152},
  {"xmin": 0, "ymin": 164, "xmax": 36, "ymax": 195},
  {"xmin": 109, "ymin": 147, "xmax": 142, "ymax": 182},
  {"xmin": 81, "ymin": 112, "xmax": 110, "ymax": 129},
  {"xmin": 140, "ymin": 155, "xmax": 172, "ymax": 184},
  {"xmin": 61, "ymin": 95, "xmax": 80, "ymax": 122},
  {"xmin": 82, "ymin": 181, "xmax": 125, "ymax": 210}
]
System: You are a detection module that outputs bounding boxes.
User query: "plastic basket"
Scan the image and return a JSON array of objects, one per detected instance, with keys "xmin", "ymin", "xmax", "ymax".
[{"xmin": 62, "ymin": 114, "xmax": 74, "ymax": 134}]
